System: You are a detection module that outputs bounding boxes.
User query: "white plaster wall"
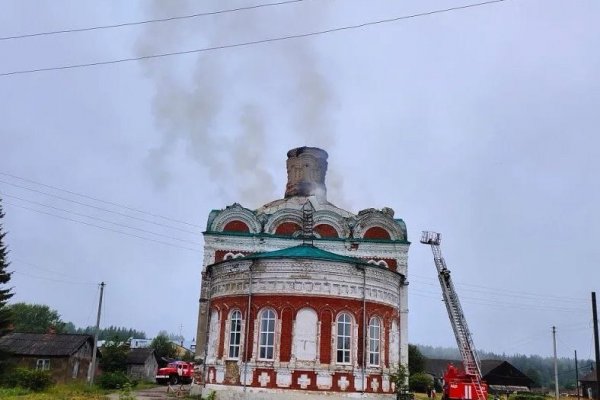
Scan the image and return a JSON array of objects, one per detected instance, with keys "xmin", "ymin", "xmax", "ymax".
[
  {"xmin": 206, "ymin": 310, "xmax": 220, "ymax": 364},
  {"xmin": 197, "ymin": 385, "xmax": 396, "ymax": 399},
  {"xmin": 292, "ymin": 308, "xmax": 318, "ymax": 361},
  {"xmin": 389, "ymin": 320, "xmax": 400, "ymax": 367}
]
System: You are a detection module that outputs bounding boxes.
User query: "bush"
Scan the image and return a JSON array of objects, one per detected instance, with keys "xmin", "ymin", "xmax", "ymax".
[
  {"xmin": 409, "ymin": 372, "xmax": 433, "ymax": 393},
  {"xmin": 97, "ymin": 371, "xmax": 130, "ymax": 389},
  {"xmin": 512, "ymin": 394, "xmax": 548, "ymax": 400},
  {"xmin": 0, "ymin": 367, "xmax": 53, "ymax": 391}
]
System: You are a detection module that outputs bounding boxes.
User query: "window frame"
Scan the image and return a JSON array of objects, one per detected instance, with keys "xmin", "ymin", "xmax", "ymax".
[
  {"xmin": 36, "ymin": 359, "xmax": 50, "ymax": 371},
  {"xmin": 228, "ymin": 309, "xmax": 243, "ymax": 359},
  {"xmin": 336, "ymin": 312, "xmax": 353, "ymax": 365},
  {"xmin": 258, "ymin": 308, "xmax": 276, "ymax": 361},
  {"xmin": 368, "ymin": 316, "xmax": 381, "ymax": 366}
]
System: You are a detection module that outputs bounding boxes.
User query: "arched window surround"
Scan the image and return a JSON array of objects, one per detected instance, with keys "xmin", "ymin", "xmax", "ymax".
[
  {"xmin": 227, "ymin": 309, "xmax": 243, "ymax": 359},
  {"xmin": 368, "ymin": 316, "xmax": 382, "ymax": 366},
  {"xmin": 258, "ymin": 308, "xmax": 277, "ymax": 361},
  {"xmin": 223, "ymin": 252, "xmax": 245, "ymax": 260},
  {"xmin": 336, "ymin": 312, "xmax": 354, "ymax": 365}
]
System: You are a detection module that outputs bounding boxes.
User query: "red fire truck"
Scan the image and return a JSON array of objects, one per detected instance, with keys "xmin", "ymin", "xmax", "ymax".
[
  {"xmin": 421, "ymin": 232, "xmax": 488, "ymax": 400},
  {"xmin": 155, "ymin": 360, "xmax": 194, "ymax": 385}
]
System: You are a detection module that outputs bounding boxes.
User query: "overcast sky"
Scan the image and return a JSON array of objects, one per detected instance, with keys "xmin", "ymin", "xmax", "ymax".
[{"xmin": 1, "ymin": 0, "xmax": 598, "ymax": 359}]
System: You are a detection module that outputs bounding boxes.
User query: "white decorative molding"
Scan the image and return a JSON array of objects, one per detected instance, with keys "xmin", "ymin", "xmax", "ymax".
[
  {"xmin": 209, "ymin": 259, "xmax": 404, "ymax": 308},
  {"xmin": 338, "ymin": 376, "xmax": 350, "ymax": 391},
  {"xmin": 313, "ymin": 209, "xmax": 350, "ymax": 237},
  {"xmin": 263, "ymin": 209, "xmax": 304, "ymax": 234},
  {"xmin": 354, "ymin": 208, "xmax": 406, "ymax": 241},
  {"xmin": 382, "ymin": 375, "xmax": 390, "ymax": 392},
  {"xmin": 353, "ymin": 370, "xmax": 366, "ymax": 391},
  {"xmin": 215, "ymin": 366, "xmax": 225, "ymax": 384},
  {"xmin": 210, "ymin": 203, "xmax": 262, "ymax": 233},
  {"xmin": 276, "ymin": 369, "xmax": 292, "ymax": 387},
  {"xmin": 370, "ymin": 377, "xmax": 380, "ymax": 392},
  {"xmin": 258, "ymin": 372, "xmax": 271, "ymax": 387},
  {"xmin": 316, "ymin": 372, "xmax": 332, "ymax": 389},
  {"xmin": 240, "ymin": 368, "xmax": 254, "ymax": 385},
  {"xmin": 297, "ymin": 374, "xmax": 311, "ymax": 389}
]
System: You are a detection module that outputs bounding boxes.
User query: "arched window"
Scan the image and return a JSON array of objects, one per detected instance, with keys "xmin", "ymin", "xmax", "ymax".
[
  {"xmin": 223, "ymin": 220, "xmax": 250, "ymax": 233},
  {"xmin": 336, "ymin": 313, "xmax": 352, "ymax": 364},
  {"xmin": 228, "ymin": 310, "xmax": 242, "ymax": 359},
  {"xmin": 258, "ymin": 309, "xmax": 276, "ymax": 360},
  {"xmin": 368, "ymin": 317, "xmax": 381, "ymax": 366},
  {"xmin": 364, "ymin": 226, "xmax": 391, "ymax": 240}
]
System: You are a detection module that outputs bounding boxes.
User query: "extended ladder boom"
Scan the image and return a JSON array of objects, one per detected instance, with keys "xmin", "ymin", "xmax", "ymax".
[{"xmin": 421, "ymin": 231, "xmax": 485, "ymax": 397}]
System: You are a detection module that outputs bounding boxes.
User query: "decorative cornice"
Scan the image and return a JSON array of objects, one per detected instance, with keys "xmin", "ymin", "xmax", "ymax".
[{"xmin": 208, "ymin": 259, "xmax": 404, "ymax": 308}]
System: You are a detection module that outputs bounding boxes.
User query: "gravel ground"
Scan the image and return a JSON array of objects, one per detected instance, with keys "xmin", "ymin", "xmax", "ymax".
[{"xmin": 107, "ymin": 385, "xmax": 194, "ymax": 399}]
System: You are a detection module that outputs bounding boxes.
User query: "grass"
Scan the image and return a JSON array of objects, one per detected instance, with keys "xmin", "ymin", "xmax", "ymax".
[
  {"xmin": 0, "ymin": 382, "xmax": 111, "ymax": 399},
  {"xmin": 0, "ymin": 381, "xmax": 164, "ymax": 400}
]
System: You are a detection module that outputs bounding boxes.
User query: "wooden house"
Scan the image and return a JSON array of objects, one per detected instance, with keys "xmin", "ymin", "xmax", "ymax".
[
  {"xmin": 0, "ymin": 332, "xmax": 94, "ymax": 383},
  {"xmin": 579, "ymin": 370, "xmax": 598, "ymax": 399},
  {"xmin": 126, "ymin": 348, "xmax": 158, "ymax": 381},
  {"xmin": 425, "ymin": 358, "xmax": 534, "ymax": 392}
]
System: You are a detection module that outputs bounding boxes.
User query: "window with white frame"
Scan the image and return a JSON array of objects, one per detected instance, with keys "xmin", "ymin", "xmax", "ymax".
[
  {"xmin": 36, "ymin": 359, "xmax": 50, "ymax": 370},
  {"xmin": 228, "ymin": 310, "xmax": 242, "ymax": 359},
  {"xmin": 258, "ymin": 309, "xmax": 276, "ymax": 360},
  {"xmin": 368, "ymin": 316, "xmax": 381, "ymax": 366},
  {"xmin": 336, "ymin": 312, "xmax": 352, "ymax": 364}
]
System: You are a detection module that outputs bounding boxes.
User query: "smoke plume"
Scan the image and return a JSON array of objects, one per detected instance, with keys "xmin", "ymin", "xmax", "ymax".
[{"xmin": 136, "ymin": 0, "xmax": 345, "ymax": 208}]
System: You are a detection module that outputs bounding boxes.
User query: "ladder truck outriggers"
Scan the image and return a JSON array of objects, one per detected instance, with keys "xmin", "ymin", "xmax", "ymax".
[{"xmin": 421, "ymin": 231, "xmax": 488, "ymax": 400}]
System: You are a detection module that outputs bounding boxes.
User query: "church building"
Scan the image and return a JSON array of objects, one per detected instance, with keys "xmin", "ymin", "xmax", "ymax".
[{"xmin": 195, "ymin": 147, "xmax": 409, "ymax": 399}]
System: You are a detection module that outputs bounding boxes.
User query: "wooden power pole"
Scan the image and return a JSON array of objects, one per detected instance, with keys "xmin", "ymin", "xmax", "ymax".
[
  {"xmin": 88, "ymin": 282, "xmax": 105, "ymax": 385},
  {"xmin": 592, "ymin": 292, "xmax": 600, "ymax": 400}
]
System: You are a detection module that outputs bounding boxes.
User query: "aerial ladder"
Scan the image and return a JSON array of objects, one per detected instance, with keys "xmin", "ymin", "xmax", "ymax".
[{"xmin": 420, "ymin": 231, "xmax": 488, "ymax": 400}]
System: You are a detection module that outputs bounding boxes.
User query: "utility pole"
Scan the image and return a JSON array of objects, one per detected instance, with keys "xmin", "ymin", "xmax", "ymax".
[
  {"xmin": 88, "ymin": 282, "xmax": 105, "ymax": 385},
  {"xmin": 592, "ymin": 292, "xmax": 600, "ymax": 400},
  {"xmin": 553, "ymin": 326, "xmax": 559, "ymax": 400},
  {"xmin": 575, "ymin": 350, "xmax": 580, "ymax": 400}
]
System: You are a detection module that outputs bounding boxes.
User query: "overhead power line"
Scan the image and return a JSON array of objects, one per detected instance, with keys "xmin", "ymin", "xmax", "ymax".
[
  {"xmin": 0, "ymin": 0, "xmax": 303, "ymax": 41},
  {"xmin": 411, "ymin": 289, "xmax": 587, "ymax": 313},
  {"xmin": 410, "ymin": 273, "xmax": 587, "ymax": 303},
  {"xmin": 0, "ymin": 179, "xmax": 200, "ymax": 235},
  {"xmin": 4, "ymin": 201, "xmax": 201, "ymax": 253},
  {"xmin": 12, "ymin": 270, "xmax": 97, "ymax": 286},
  {"xmin": 0, "ymin": 192, "xmax": 201, "ymax": 246},
  {"xmin": 0, "ymin": 0, "xmax": 507, "ymax": 77},
  {"xmin": 0, "ymin": 171, "xmax": 203, "ymax": 229}
]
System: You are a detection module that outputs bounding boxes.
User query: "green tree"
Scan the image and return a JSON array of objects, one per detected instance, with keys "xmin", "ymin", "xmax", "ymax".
[
  {"xmin": 525, "ymin": 367, "xmax": 542, "ymax": 388},
  {"xmin": 0, "ymin": 199, "xmax": 14, "ymax": 374},
  {"xmin": 409, "ymin": 344, "xmax": 426, "ymax": 374},
  {"xmin": 75, "ymin": 325, "xmax": 146, "ymax": 341},
  {"xmin": 7, "ymin": 302, "xmax": 66, "ymax": 333},
  {"xmin": 409, "ymin": 372, "xmax": 434, "ymax": 393},
  {"xmin": 99, "ymin": 336, "xmax": 129, "ymax": 373},
  {"xmin": 390, "ymin": 364, "xmax": 409, "ymax": 394},
  {"xmin": 151, "ymin": 332, "xmax": 177, "ymax": 362}
]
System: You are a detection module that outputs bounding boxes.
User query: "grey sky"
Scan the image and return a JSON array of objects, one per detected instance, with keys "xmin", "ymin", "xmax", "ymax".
[{"xmin": 1, "ymin": 0, "xmax": 598, "ymax": 358}]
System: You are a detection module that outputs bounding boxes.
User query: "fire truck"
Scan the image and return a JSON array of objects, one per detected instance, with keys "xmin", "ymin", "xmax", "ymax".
[
  {"xmin": 155, "ymin": 360, "xmax": 195, "ymax": 385},
  {"xmin": 421, "ymin": 231, "xmax": 488, "ymax": 400}
]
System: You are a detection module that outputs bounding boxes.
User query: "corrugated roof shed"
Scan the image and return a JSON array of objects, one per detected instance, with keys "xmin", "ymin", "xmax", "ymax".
[
  {"xmin": 0, "ymin": 332, "xmax": 93, "ymax": 356},
  {"xmin": 127, "ymin": 348, "xmax": 156, "ymax": 365}
]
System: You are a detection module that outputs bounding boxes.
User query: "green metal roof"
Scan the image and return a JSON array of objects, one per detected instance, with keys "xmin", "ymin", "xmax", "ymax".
[{"xmin": 242, "ymin": 244, "xmax": 373, "ymax": 267}]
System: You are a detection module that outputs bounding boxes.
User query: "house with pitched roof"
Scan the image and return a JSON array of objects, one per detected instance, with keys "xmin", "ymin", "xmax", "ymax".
[
  {"xmin": 126, "ymin": 347, "xmax": 159, "ymax": 381},
  {"xmin": 0, "ymin": 332, "xmax": 94, "ymax": 383},
  {"xmin": 425, "ymin": 358, "xmax": 534, "ymax": 393}
]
